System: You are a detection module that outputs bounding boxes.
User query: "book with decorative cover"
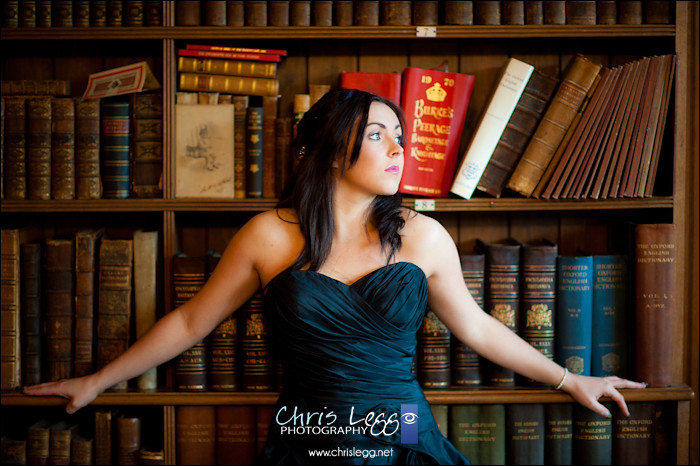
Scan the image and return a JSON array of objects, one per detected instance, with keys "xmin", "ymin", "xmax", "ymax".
[
  {"xmin": 506, "ymin": 403, "xmax": 545, "ymax": 464},
  {"xmin": 44, "ymin": 238, "xmax": 75, "ymax": 382},
  {"xmin": 131, "ymin": 92, "xmax": 163, "ymax": 198},
  {"xmin": 246, "ymin": 106, "xmax": 264, "ymax": 198},
  {"xmin": 75, "ymin": 98, "xmax": 102, "ymax": 199},
  {"xmin": 51, "ymin": 97, "xmax": 76, "ymax": 200},
  {"xmin": 101, "ymin": 99, "xmax": 131, "ymax": 199},
  {"xmin": 26, "ymin": 96, "xmax": 52, "ymax": 200},
  {"xmin": 3, "ymin": 97, "xmax": 27, "ymax": 199},
  {"xmin": 21, "ymin": 242, "xmax": 43, "ymax": 386},
  {"xmin": 592, "ymin": 254, "xmax": 628, "ymax": 377},
  {"xmin": 418, "ymin": 308, "xmax": 451, "ymax": 388},
  {"xmin": 399, "ymin": 67, "xmax": 475, "ymax": 197},
  {"xmin": 241, "ymin": 292, "xmax": 274, "ymax": 391},
  {"xmin": 74, "ymin": 228, "xmax": 104, "ymax": 378},
  {"xmin": 178, "ymin": 56, "xmax": 277, "ymax": 78},
  {"xmin": 216, "ymin": 406, "xmax": 256, "ymax": 464},
  {"xmin": 176, "ymin": 406, "xmax": 216, "ymax": 465}
]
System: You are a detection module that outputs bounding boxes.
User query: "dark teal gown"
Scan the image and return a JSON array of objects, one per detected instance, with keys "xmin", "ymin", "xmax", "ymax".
[{"xmin": 259, "ymin": 262, "xmax": 469, "ymax": 465}]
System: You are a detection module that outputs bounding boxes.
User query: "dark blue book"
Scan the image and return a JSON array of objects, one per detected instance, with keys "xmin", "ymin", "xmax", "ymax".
[
  {"xmin": 591, "ymin": 254, "xmax": 628, "ymax": 377},
  {"xmin": 245, "ymin": 106, "xmax": 263, "ymax": 198},
  {"xmin": 100, "ymin": 99, "xmax": 131, "ymax": 198},
  {"xmin": 506, "ymin": 403, "xmax": 545, "ymax": 465},
  {"xmin": 573, "ymin": 403, "xmax": 613, "ymax": 465},
  {"xmin": 556, "ymin": 255, "xmax": 593, "ymax": 376},
  {"xmin": 545, "ymin": 403, "xmax": 573, "ymax": 465}
]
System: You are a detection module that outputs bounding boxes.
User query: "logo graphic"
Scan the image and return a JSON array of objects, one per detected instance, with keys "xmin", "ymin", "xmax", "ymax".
[{"xmin": 400, "ymin": 404, "xmax": 418, "ymax": 444}]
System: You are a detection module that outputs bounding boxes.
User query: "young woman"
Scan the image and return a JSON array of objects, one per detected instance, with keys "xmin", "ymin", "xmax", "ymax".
[{"xmin": 25, "ymin": 89, "xmax": 646, "ymax": 464}]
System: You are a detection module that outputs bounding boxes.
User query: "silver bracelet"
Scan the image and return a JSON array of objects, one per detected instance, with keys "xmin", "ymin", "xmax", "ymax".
[{"xmin": 555, "ymin": 368, "xmax": 569, "ymax": 390}]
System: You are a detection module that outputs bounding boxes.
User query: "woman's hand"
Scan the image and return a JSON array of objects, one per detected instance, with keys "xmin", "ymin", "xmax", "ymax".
[
  {"xmin": 561, "ymin": 373, "xmax": 647, "ymax": 417},
  {"xmin": 23, "ymin": 374, "xmax": 102, "ymax": 414}
]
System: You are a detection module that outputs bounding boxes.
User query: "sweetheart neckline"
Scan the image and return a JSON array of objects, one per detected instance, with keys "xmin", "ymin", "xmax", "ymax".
[{"xmin": 266, "ymin": 261, "xmax": 426, "ymax": 289}]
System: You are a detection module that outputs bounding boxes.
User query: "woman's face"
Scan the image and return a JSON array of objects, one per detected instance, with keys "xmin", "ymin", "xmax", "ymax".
[{"xmin": 337, "ymin": 101, "xmax": 404, "ymax": 197}]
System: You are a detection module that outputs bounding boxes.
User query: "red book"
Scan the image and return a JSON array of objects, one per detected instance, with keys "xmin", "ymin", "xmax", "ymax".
[
  {"xmin": 185, "ymin": 43, "xmax": 287, "ymax": 56},
  {"xmin": 340, "ymin": 71, "xmax": 402, "ymax": 106},
  {"xmin": 399, "ymin": 67, "xmax": 475, "ymax": 197},
  {"xmin": 178, "ymin": 49, "xmax": 282, "ymax": 63}
]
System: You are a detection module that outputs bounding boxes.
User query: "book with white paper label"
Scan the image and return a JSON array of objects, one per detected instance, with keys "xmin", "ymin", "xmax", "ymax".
[{"xmin": 450, "ymin": 58, "xmax": 534, "ymax": 199}]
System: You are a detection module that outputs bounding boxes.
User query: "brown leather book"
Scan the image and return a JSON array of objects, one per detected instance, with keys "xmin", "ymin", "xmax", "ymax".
[
  {"xmin": 107, "ymin": 0, "xmax": 124, "ymax": 26},
  {"xmin": 178, "ymin": 73, "xmax": 279, "ymax": 97},
  {"xmin": 233, "ymin": 95, "xmax": 249, "ymax": 198},
  {"xmin": 1, "ymin": 437, "xmax": 26, "ymax": 465},
  {"xmin": 262, "ymin": 95, "xmax": 278, "ymax": 199},
  {"xmin": 418, "ymin": 308, "xmax": 451, "ymax": 388},
  {"xmin": 477, "ymin": 68, "xmax": 558, "ymax": 198},
  {"xmin": 73, "ymin": 1, "xmax": 90, "ymax": 27},
  {"xmin": 116, "ymin": 415, "xmax": 141, "ymax": 465},
  {"xmin": 413, "ymin": 1, "xmax": 438, "ymax": 25},
  {"xmin": 268, "ymin": 0, "xmax": 290, "ymax": 26},
  {"xmin": 44, "ymin": 238, "xmax": 75, "ymax": 382},
  {"xmin": 21, "ymin": 242, "xmax": 43, "ymax": 386},
  {"xmin": 477, "ymin": 238, "xmax": 520, "ymax": 387},
  {"xmin": 618, "ymin": 0, "xmax": 642, "ymax": 24},
  {"xmin": 53, "ymin": 1, "xmax": 73, "ymax": 27},
  {"xmin": 596, "ymin": 0, "xmax": 617, "ymax": 24},
  {"xmin": 565, "ymin": 0, "xmax": 596, "ymax": 24},
  {"xmin": 241, "ymin": 292, "xmax": 274, "ymax": 391},
  {"xmin": 445, "ymin": 1, "xmax": 474, "ymax": 25},
  {"xmin": 144, "ymin": 0, "xmax": 163, "ymax": 26},
  {"xmin": 75, "ymin": 99, "xmax": 102, "ymax": 199},
  {"xmin": 176, "ymin": 1, "xmax": 201, "ymax": 26},
  {"xmin": 3, "ymin": 96, "xmax": 27, "ymax": 199},
  {"xmin": 27, "ymin": 419, "xmax": 53, "ymax": 465},
  {"xmin": 507, "ymin": 54, "xmax": 601, "ymax": 197},
  {"xmin": 474, "ymin": 0, "xmax": 501, "ymax": 24},
  {"xmin": 543, "ymin": 0, "xmax": 565, "ymax": 24},
  {"xmin": 74, "ymin": 229, "xmax": 104, "ymax": 378},
  {"xmin": 204, "ymin": 0, "xmax": 227, "ymax": 25},
  {"xmin": 334, "ymin": 0, "xmax": 353, "ymax": 26},
  {"xmin": 1, "ymin": 79, "xmax": 72, "ymax": 96},
  {"xmin": 216, "ymin": 406, "xmax": 256, "ymax": 464},
  {"xmin": 503, "ymin": 0, "xmax": 525, "ymax": 24},
  {"xmin": 519, "ymin": 239, "xmax": 557, "ymax": 387},
  {"xmin": 173, "ymin": 254, "xmax": 208, "ymax": 391},
  {"xmin": 97, "ymin": 238, "xmax": 133, "ymax": 390},
  {"xmin": 70, "ymin": 434, "xmax": 94, "ymax": 466},
  {"xmin": 207, "ymin": 253, "xmax": 238, "ymax": 391},
  {"xmin": 48, "ymin": 420, "xmax": 78, "ymax": 465},
  {"xmin": 176, "ymin": 406, "xmax": 216, "ymax": 465},
  {"xmin": 226, "ymin": 0, "xmax": 245, "ymax": 26},
  {"xmin": 354, "ymin": 0, "xmax": 379, "ymax": 25},
  {"xmin": 124, "ymin": 0, "xmax": 145, "ymax": 26},
  {"xmin": 612, "ymin": 402, "xmax": 655, "ymax": 464},
  {"xmin": 245, "ymin": 0, "xmax": 267, "ymax": 26},
  {"xmin": 35, "ymin": 0, "xmax": 52, "ymax": 27},
  {"xmin": 133, "ymin": 230, "xmax": 159, "ymax": 391},
  {"xmin": 51, "ymin": 97, "xmax": 75, "ymax": 200},
  {"xmin": 95, "ymin": 409, "xmax": 117, "ymax": 465},
  {"xmin": 131, "ymin": 92, "xmax": 163, "ymax": 198},
  {"xmin": 256, "ymin": 406, "xmax": 275, "ymax": 455},
  {"xmin": 645, "ymin": 1, "xmax": 673, "ymax": 24},
  {"xmin": 26, "ymin": 96, "xmax": 52, "ymax": 200},
  {"xmin": 451, "ymin": 253, "xmax": 485, "ymax": 387},
  {"xmin": 91, "ymin": 1, "xmax": 107, "ymax": 27},
  {"xmin": 381, "ymin": 1, "xmax": 412, "ymax": 25},
  {"xmin": 290, "ymin": 0, "xmax": 310, "ymax": 26},
  {"xmin": 275, "ymin": 117, "xmax": 293, "ymax": 197},
  {"xmin": 525, "ymin": 0, "xmax": 543, "ymax": 24},
  {"xmin": 634, "ymin": 223, "xmax": 674, "ymax": 387}
]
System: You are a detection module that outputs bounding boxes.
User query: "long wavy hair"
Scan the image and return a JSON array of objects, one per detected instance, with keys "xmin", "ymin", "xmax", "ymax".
[{"xmin": 277, "ymin": 88, "xmax": 407, "ymax": 271}]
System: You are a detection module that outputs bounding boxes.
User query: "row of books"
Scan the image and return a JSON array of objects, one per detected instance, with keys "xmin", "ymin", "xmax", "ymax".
[
  {"xmin": 1, "ymin": 409, "xmax": 163, "ymax": 465},
  {"xmin": 2, "ymin": 0, "xmax": 163, "ymax": 28},
  {"xmin": 173, "ymin": 1, "xmax": 676, "ymax": 28},
  {"xmin": 1, "ymin": 91, "xmax": 163, "ymax": 200}
]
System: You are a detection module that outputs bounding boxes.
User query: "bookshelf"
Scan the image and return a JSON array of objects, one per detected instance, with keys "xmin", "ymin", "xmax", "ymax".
[{"xmin": 1, "ymin": 1, "xmax": 697, "ymax": 464}]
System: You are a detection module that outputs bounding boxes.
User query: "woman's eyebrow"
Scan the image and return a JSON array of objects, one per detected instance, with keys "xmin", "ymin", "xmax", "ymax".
[{"xmin": 366, "ymin": 122, "xmax": 402, "ymax": 130}]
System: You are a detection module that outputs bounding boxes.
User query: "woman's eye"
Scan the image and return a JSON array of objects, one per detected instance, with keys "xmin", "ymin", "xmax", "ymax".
[
  {"xmin": 394, "ymin": 136, "xmax": 402, "ymax": 144},
  {"xmin": 369, "ymin": 132, "xmax": 380, "ymax": 140}
]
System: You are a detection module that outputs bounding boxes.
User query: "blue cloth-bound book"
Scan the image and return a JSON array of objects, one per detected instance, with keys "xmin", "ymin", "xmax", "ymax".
[
  {"xmin": 556, "ymin": 255, "xmax": 593, "ymax": 376},
  {"xmin": 100, "ymin": 99, "xmax": 131, "ymax": 199},
  {"xmin": 592, "ymin": 254, "xmax": 628, "ymax": 377}
]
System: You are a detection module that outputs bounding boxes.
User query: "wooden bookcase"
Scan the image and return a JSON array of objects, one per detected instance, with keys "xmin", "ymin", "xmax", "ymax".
[{"xmin": 1, "ymin": 1, "xmax": 697, "ymax": 464}]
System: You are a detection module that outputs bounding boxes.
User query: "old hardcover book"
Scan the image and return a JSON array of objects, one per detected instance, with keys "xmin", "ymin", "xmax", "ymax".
[
  {"xmin": 543, "ymin": 0, "xmax": 565, "ymax": 24},
  {"xmin": 645, "ymin": 0, "xmax": 672, "ymax": 24},
  {"xmin": 44, "ymin": 238, "xmax": 75, "ymax": 382},
  {"xmin": 340, "ymin": 71, "xmax": 402, "ymax": 106},
  {"xmin": 1, "ymin": 437, "xmax": 26, "ymax": 465},
  {"xmin": 503, "ymin": 0, "xmax": 525, "ymax": 24},
  {"xmin": 256, "ymin": 405, "xmax": 275, "ymax": 455},
  {"xmin": 477, "ymin": 238, "xmax": 520, "ymax": 387},
  {"xmin": 95, "ymin": 409, "xmax": 117, "ymax": 465},
  {"xmin": 97, "ymin": 238, "xmax": 133, "ymax": 390},
  {"xmin": 226, "ymin": 0, "xmax": 245, "ymax": 26},
  {"xmin": 48, "ymin": 420, "xmax": 78, "ymax": 465},
  {"xmin": 634, "ymin": 223, "xmax": 674, "ymax": 387},
  {"xmin": 506, "ymin": 403, "xmax": 545, "ymax": 465},
  {"xmin": 116, "ymin": 415, "xmax": 141, "ymax": 465},
  {"xmin": 176, "ymin": 0, "xmax": 201, "ymax": 25},
  {"xmin": 573, "ymin": 403, "xmax": 613, "ymax": 464},
  {"xmin": 216, "ymin": 406, "xmax": 255, "ymax": 465},
  {"xmin": 70, "ymin": 434, "xmax": 93, "ymax": 466},
  {"xmin": 27, "ymin": 419, "xmax": 53, "ymax": 465},
  {"xmin": 51, "ymin": 97, "xmax": 75, "ymax": 200},
  {"xmin": 245, "ymin": 0, "xmax": 268, "ymax": 26},
  {"xmin": 73, "ymin": 1, "xmax": 90, "ymax": 27},
  {"xmin": 334, "ymin": 0, "xmax": 353, "ymax": 25},
  {"xmin": 556, "ymin": 255, "xmax": 593, "ymax": 377},
  {"xmin": 133, "ymin": 230, "xmax": 159, "ymax": 390},
  {"xmin": 612, "ymin": 402, "xmax": 655, "ymax": 464},
  {"xmin": 445, "ymin": 0, "xmax": 474, "ymax": 25},
  {"xmin": 131, "ymin": 92, "xmax": 163, "ymax": 198},
  {"xmin": 592, "ymin": 255, "xmax": 628, "ymax": 377},
  {"xmin": 106, "ymin": 0, "xmax": 124, "ymax": 26},
  {"xmin": 173, "ymin": 254, "xmax": 208, "ymax": 391},
  {"xmin": 478, "ymin": 69, "xmax": 558, "ymax": 197},
  {"xmin": 179, "ymin": 72, "xmax": 279, "ymax": 97},
  {"xmin": 178, "ymin": 47, "xmax": 281, "ymax": 63},
  {"xmin": 1, "ymin": 97, "xmax": 3, "ymax": 199},
  {"xmin": 184, "ymin": 44, "xmax": 287, "ymax": 56},
  {"xmin": 545, "ymin": 403, "xmax": 573, "ymax": 465},
  {"xmin": 246, "ymin": 106, "xmax": 264, "ymax": 198},
  {"xmin": 204, "ymin": 0, "xmax": 226, "ymax": 25},
  {"xmin": 174, "ymin": 104, "xmax": 234, "ymax": 199},
  {"xmin": 26, "ymin": 96, "xmax": 52, "ymax": 200},
  {"xmin": 474, "ymin": 0, "xmax": 501, "ymax": 24},
  {"xmin": 21, "ymin": 242, "xmax": 42, "ymax": 386},
  {"xmin": 413, "ymin": 1, "xmax": 439, "ymax": 25},
  {"xmin": 101, "ymin": 99, "xmax": 131, "ymax": 199},
  {"xmin": 451, "ymin": 253, "xmax": 485, "ymax": 387},
  {"xmin": 431, "ymin": 404, "xmax": 448, "ymax": 437},
  {"xmin": 74, "ymin": 228, "xmax": 104, "ymax": 378},
  {"xmin": 75, "ymin": 99, "xmax": 102, "ymax": 199},
  {"xmin": 418, "ymin": 308, "xmax": 451, "ymax": 388},
  {"xmin": 4, "ymin": 97, "xmax": 27, "ymax": 199},
  {"xmin": 506, "ymin": 54, "xmax": 601, "ymax": 197},
  {"xmin": 52, "ymin": 1, "xmax": 73, "ymax": 27},
  {"xmin": 177, "ymin": 56, "xmax": 277, "ymax": 78},
  {"xmin": 354, "ymin": 0, "xmax": 379, "ymax": 25},
  {"xmin": 525, "ymin": 0, "xmax": 543, "ymax": 24},
  {"xmin": 381, "ymin": 1, "xmax": 411, "ymax": 25},
  {"xmin": 241, "ymin": 292, "xmax": 274, "ymax": 391},
  {"xmin": 400, "ymin": 67, "xmax": 475, "ymax": 197},
  {"xmin": 1, "ymin": 227, "xmax": 41, "ymax": 389},
  {"xmin": 290, "ymin": 0, "xmax": 311, "ymax": 26},
  {"xmin": 91, "ymin": 0, "xmax": 107, "ymax": 27},
  {"xmin": 565, "ymin": 0, "xmax": 596, "ymax": 24},
  {"xmin": 176, "ymin": 406, "xmax": 216, "ymax": 465},
  {"xmin": 262, "ymin": 96, "xmax": 278, "ymax": 198},
  {"xmin": 0, "ymin": 80, "xmax": 71, "ymax": 96},
  {"xmin": 233, "ymin": 95, "xmax": 250, "ymax": 198},
  {"xmin": 596, "ymin": 1, "xmax": 617, "ymax": 24},
  {"xmin": 275, "ymin": 117, "xmax": 293, "ymax": 197},
  {"xmin": 144, "ymin": 0, "xmax": 162, "ymax": 25},
  {"xmin": 449, "ymin": 404, "xmax": 506, "ymax": 464},
  {"xmin": 618, "ymin": 0, "xmax": 642, "ymax": 24},
  {"xmin": 207, "ymin": 253, "xmax": 238, "ymax": 392},
  {"xmin": 450, "ymin": 57, "xmax": 534, "ymax": 199},
  {"xmin": 269, "ymin": 0, "xmax": 290, "ymax": 26},
  {"xmin": 519, "ymin": 239, "xmax": 557, "ymax": 386}
]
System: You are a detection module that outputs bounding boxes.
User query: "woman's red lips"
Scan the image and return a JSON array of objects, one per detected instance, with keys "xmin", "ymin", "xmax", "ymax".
[{"xmin": 385, "ymin": 165, "xmax": 400, "ymax": 174}]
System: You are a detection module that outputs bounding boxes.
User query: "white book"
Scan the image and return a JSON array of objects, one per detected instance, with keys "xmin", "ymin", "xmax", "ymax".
[
  {"xmin": 450, "ymin": 58, "xmax": 534, "ymax": 199},
  {"xmin": 133, "ymin": 230, "xmax": 158, "ymax": 391}
]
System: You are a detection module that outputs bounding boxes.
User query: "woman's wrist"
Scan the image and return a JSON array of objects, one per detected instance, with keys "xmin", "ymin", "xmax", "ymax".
[{"xmin": 554, "ymin": 367, "xmax": 569, "ymax": 390}]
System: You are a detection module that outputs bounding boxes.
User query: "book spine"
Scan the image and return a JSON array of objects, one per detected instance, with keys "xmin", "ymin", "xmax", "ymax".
[
  {"xmin": 173, "ymin": 254, "xmax": 208, "ymax": 391},
  {"xmin": 519, "ymin": 240, "xmax": 558, "ymax": 386},
  {"xmin": 70, "ymin": 435, "xmax": 94, "ymax": 465},
  {"xmin": 506, "ymin": 403, "xmax": 545, "ymax": 465},
  {"xmin": 75, "ymin": 99, "xmax": 102, "ymax": 199},
  {"xmin": 133, "ymin": 230, "xmax": 158, "ymax": 391},
  {"xmin": 556, "ymin": 255, "xmax": 593, "ymax": 377},
  {"xmin": 525, "ymin": 0, "xmax": 544, "ymax": 24},
  {"xmin": 313, "ymin": 0, "xmax": 332, "ymax": 26},
  {"xmin": 451, "ymin": 58, "xmax": 534, "ymax": 199},
  {"xmin": 591, "ymin": 255, "xmax": 628, "ymax": 377},
  {"xmin": 475, "ymin": 0, "xmax": 501, "ymax": 24},
  {"xmin": 204, "ymin": 0, "xmax": 227, "ymax": 25},
  {"xmin": 262, "ymin": 96, "xmax": 278, "ymax": 198},
  {"xmin": 274, "ymin": 117, "xmax": 293, "ymax": 197},
  {"xmin": 216, "ymin": 406, "xmax": 256, "ymax": 465},
  {"xmin": 449, "ymin": 404, "xmax": 507, "ymax": 464},
  {"xmin": 418, "ymin": 308, "xmax": 451, "ymax": 388},
  {"xmin": 451, "ymin": 253, "xmax": 485, "ymax": 386},
  {"xmin": 48, "ymin": 421, "xmax": 78, "ymax": 466},
  {"xmin": 74, "ymin": 1, "xmax": 91, "ymax": 27},
  {"xmin": 618, "ymin": 0, "xmax": 642, "ymax": 24},
  {"xmin": 226, "ymin": 0, "xmax": 245, "ymax": 27},
  {"xmin": 44, "ymin": 238, "xmax": 75, "ymax": 382},
  {"xmin": 124, "ymin": 0, "xmax": 144, "ymax": 26},
  {"xmin": 53, "ymin": 1, "xmax": 73, "ymax": 27},
  {"xmin": 573, "ymin": 403, "xmax": 613, "ymax": 464},
  {"xmin": 51, "ymin": 97, "xmax": 75, "ymax": 200},
  {"xmin": 209, "ymin": 313, "xmax": 238, "ymax": 391},
  {"xmin": 612, "ymin": 402, "xmax": 655, "ymax": 464},
  {"xmin": 448, "ymin": 405, "xmax": 481, "ymax": 461},
  {"xmin": 634, "ymin": 223, "xmax": 675, "ymax": 387},
  {"xmin": 596, "ymin": 1, "xmax": 617, "ymax": 24},
  {"xmin": 245, "ymin": 0, "xmax": 268, "ymax": 26},
  {"xmin": 545, "ymin": 402, "xmax": 573, "ymax": 465},
  {"xmin": 74, "ymin": 229, "xmax": 103, "ymax": 378},
  {"xmin": 185, "ymin": 43, "xmax": 287, "ymax": 56},
  {"xmin": 233, "ymin": 95, "xmax": 249, "ymax": 198},
  {"xmin": 289, "ymin": 0, "xmax": 310, "ymax": 26},
  {"xmin": 413, "ymin": 1, "xmax": 439, "ymax": 25},
  {"xmin": 241, "ymin": 292, "xmax": 274, "ymax": 391},
  {"xmin": 507, "ymin": 54, "xmax": 601, "ymax": 197},
  {"xmin": 116, "ymin": 415, "xmax": 141, "ymax": 465},
  {"xmin": 256, "ymin": 405, "xmax": 275, "ymax": 455},
  {"xmin": 444, "ymin": 0, "xmax": 474, "ymax": 25},
  {"xmin": 354, "ymin": 0, "xmax": 379, "ymax": 25},
  {"xmin": 144, "ymin": 0, "xmax": 162, "ymax": 25},
  {"xmin": 179, "ymin": 72, "xmax": 279, "ymax": 97},
  {"xmin": 177, "ymin": 56, "xmax": 277, "ymax": 78},
  {"xmin": 178, "ymin": 48, "xmax": 283, "ymax": 62},
  {"xmin": 381, "ymin": 1, "xmax": 411, "ymax": 26},
  {"xmin": 21, "ymin": 242, "xmax": 43, "ymax": 386},
  {"xmin": 131, "ymin": 93, "xmax": 163, "ymax": 198},
  {"xmin": 503, "ymin": 0, "xmax": 525, "ymax": 24},
  {"xmin": 0, "ymin": 79, "xmax": 72, "ymax": 96},
  {"xmin": 26, "ymin": 96, "xmax": 52, "ymax": 200},
  {"xmin": 431, "ymin": 404, "xmax": 449, "ymax": 437},
  {"xmin": 543, "ymin": 0, "xmax": 566, "ymax": 24},
  {"xmin": 94, "ymin": 409, "xmax": 114, "ymax": 465},
  {"xmin": 91, "ymin": 1, "xmax": 106, "ymax": 26},
  {"xmin": 176, "ymin": 406, "xmax": 216, "ymax": 465},
  {"xmin": 101, "ymin": 100, "xmax": 131, "ymax": 199},
  {"xmin": 269, "ymin": 0, "xmax": 290, "ymax": 27},
  {"xmin": 97, "ymin": 239, "xmax": 133, "ymax": 390},
  {"xmin": 645, "ymin": 1, "xmax": 672, "ymax": 24},
  {"xmin": 0, "ymin": 229, "xmax": 21, "ymax": 389},
  {"xmin": 106, "ymin": 0, "xmax": 124, "ymax": 26},
  {"xmin": 176, "ymin": 0, "xmax": 201, "ymax": 26},
  {"xmin": 4, "ymin": 97, "xmax": 27, "ymax": 199},
  {"xmin": 245, "ymin": 106, "xmax": 264, "ymax": 198},
  {"xmin": 566, "ymin": 0, "xmax": 596, "ymax": 24},
  {"xmin": 334, "ymin": 0, "xmax": 353, "ymax": 26},
  {"xmin": 27, "ymin": 420, "xmax": 52, "ymax": 465}
]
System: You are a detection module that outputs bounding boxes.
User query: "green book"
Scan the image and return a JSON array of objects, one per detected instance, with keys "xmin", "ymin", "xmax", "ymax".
[
  {"xmin": 573, "ymin": 403, "xmax": 613, "ymax": 465},
  {"xmin": 506, "ymin": 403, "xmax": 545, "ymax": 464},
  {"xmin": 449, "ymin": 404, "xmax": 506, "ymax": 465}
]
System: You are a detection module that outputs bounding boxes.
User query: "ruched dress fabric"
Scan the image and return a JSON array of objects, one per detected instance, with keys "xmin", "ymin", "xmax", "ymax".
[{"xmin": 259, "ymin": 262, "xmax": 469, "ymax": 465}]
